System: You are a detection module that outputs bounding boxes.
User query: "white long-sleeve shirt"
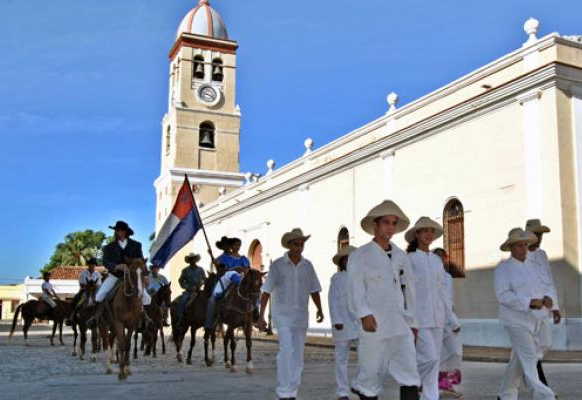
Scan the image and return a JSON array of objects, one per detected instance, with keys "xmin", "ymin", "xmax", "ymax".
[
  {"xmin": 494, "ymin": 256, "xmax": 552, "ymax": 332},
  {"xmin": 528, "ymin": 248, "xmax": 559, "ymax": 312},
  {"xmin": 261, "ymin": 253, "xmax": 322, "ymax": 329},
  {"xmin": 442, "ymin": 272, "xmax": 460, "ymax": 330},
  {"xmin": 408, "ymin": 250, "xmax": 458, "ymax": 329},
  {"xmin": 347, "ymin": 241, "xmax": 417, "ymax": 339},
  {"xmin": 328, "ymin": 271, "xmax": 359, "ymax": 341},
  {"xmin": 79, "ymin": 270, "xmax": 102, "ymax": 287}
]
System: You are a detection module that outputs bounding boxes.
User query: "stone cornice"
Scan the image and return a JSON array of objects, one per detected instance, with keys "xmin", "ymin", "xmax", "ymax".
[{"xmin": 154, "ymin": 167, "xmax": 245, "ymax": 189}]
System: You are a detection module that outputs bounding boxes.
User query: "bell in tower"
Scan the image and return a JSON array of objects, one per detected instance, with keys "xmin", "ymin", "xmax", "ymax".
[
  {"xmin": 212, "ymin": 59, "xmax": 224, "ymax": 82},
  {"xmin": 199, "ymin": 122, "xmax": 215, "ymax": 149}
]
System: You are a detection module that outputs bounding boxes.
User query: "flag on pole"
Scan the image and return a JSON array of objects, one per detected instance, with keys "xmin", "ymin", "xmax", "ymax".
[{"xmin": 150, "ymin": 176, "xmax": 202, "ymax": 268}]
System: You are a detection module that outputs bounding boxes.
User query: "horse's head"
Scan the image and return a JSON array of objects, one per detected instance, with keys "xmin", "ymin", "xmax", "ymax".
[
  {"xmin": 240, "ymin": 269, "xmax": 264, "ymax": 301},
  {"xmin": 156, "ymin": 282, "xmax": 172, "ymax": 306},
  {"xmin": 123, "ymin": 257, "xmax": 147, "ymax": 297},
  {"xmin": 84, "ymin": 280, "xmax": 99, "ymax": 305}
]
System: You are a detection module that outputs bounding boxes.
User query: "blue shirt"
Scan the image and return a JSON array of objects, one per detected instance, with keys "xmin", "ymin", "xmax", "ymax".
[{"xmin": 217, "ymin": 254, "xmax": 250, "ymax": 270}]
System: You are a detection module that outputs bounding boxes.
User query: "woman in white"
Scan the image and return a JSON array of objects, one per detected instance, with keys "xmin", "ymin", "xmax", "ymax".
[
  {"xmin": 494, "ymin": 228, "xmax": 556, "ymax": 400},
  {"xmin": 405, "ymin": 217, "xmax": 459, "ymax": 400},
  {"xmin": 328, "ymin": 245, "xmax": 359, "ymax": 400}
]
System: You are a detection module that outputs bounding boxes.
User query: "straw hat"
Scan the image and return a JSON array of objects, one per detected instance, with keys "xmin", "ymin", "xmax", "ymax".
[
  {"xmin": 281, "ymin": 228, "xmax": 311, "ymax": 249},
  {"xmin": 525, "ymin": 219, "xmax": 551, "ymax": 234},
  {"xmin": 405, "ymin": 217, "xmax": 444, "ymax": 243},
  {"xmin": 184, "ymin": 252, "xmax": 201, "ymax": 263},
  {"xmin": 500, "ymin": 228, "xmax": 538, "ymax": 251},
  {"xmin": 360, "ymin": 200, "xmax": 410, "ymax": 235},
  {"xmin": 332, "ymin": 245, "xmax": 357, "ymax": 266}
]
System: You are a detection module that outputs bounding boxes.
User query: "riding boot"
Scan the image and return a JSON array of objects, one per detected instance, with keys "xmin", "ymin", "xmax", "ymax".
[
  {"xmin": 400, "ymin": 386, "xmax": 420, "ymax": 400},
  {"xmin": 87, "ymin": 302, "xmax": 104, "ymax": 328}
]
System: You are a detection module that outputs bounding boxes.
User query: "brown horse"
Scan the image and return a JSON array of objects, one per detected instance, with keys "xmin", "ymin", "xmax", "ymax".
[
  {"xmin": 102, "ymin": 258, "xmax": 147, "ymax": 380},
  {"xmin": 218, "ymin": 269, "xmax": 264, "ymax": 374},
  {"xmin": 9, "ymin": 297, "xmax": 72, "ymax": 346},
  {"xmin": 144, "ymin": 283, "xmax": 171, "ymax": 358},
  {"xmin": 71, "ymin": 280, "xmax": 109, "ymax": 361},
  {"xmin": 170, "ymin": 274, "xmax": 218, "ymax": 366}
]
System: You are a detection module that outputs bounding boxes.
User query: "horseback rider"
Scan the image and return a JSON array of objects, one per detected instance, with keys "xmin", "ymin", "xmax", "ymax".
[
  {"xmin": 88, "ymin": 221, "xmax": 144, "ymax": 327},
  {"xmin": 41, "ymin": 272, "xmax": 58, "ymax": 311},
  {"xmin": 175, "ymin": 253, "xmax": 206, "ymax": 326},
  {"xmin": 204, "ymin": 261, "xmax": 246, "ymax": 330},
  {"xmin": 147, "ymin": 263, "xmax": 170, "ymax": 325},
  {"xmin": 66, "ymin": 257, "xmax": 102, "ymax": 325},
  {"xmin": 217, "ymin": 237, "xmax": 251, "ymax": 270}
]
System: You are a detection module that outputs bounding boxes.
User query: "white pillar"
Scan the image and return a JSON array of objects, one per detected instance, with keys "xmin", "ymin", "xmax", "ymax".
[
  {"xmin": 570, "ymin": 87, "xmax": 582, "ymax": 279},
  {"xmin": 518, "ymin": 90, "xmax": 544, "ymax": 219}
]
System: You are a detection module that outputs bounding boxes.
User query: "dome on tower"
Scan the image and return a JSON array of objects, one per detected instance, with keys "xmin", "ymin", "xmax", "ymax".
[{"xmin": 176, "ymin": 0, "xmax": 228, "ymax": 40}]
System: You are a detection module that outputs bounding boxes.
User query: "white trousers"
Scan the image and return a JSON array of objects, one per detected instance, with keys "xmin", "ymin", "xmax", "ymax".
[
  {"xmin": 353, "ymin": 332, "xmax": 420, "ymax": 397},
  {"xmin": 440, "ymin": 328, "xmax": 463, "ymax": 371},
  {"xmin": 334, "ymin": 339, "xmax": 355, "ymax": 397},
  {"xmin": 417, "ymin": 327, "xmax": 444, "ymax": 400},
  {"xmin": 142, "ymin": 291, "xmax": 151, "ymax": 306},
  {"xmin": 95, "ymin": 275, "xmax": 118, "ymax": 303},
  {"xmin": 499, "ymin": 325, "xmax": 555, "ymax": 400},
  {"xmin": 276, "ymin": 326, "xmax": 307, "ymax": 398},
  {"xmin": 42, "ymin": 293, "xmax": 56, "ymax": 308},
  {"xmin": 536, "ymin": 319, "xmax": 553, "ymax": 359}
]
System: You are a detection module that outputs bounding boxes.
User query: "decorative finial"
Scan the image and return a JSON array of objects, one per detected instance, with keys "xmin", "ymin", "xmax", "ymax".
[
  {"xmin": 218, "ymin": 186, "xmax": 226, "ymax": 196},
  {"xmin": 266, "ymin": 159, "xmax": 276, "ymax": 175},
  {"xmin": 244, "ymin": 172, "xmax": 253, "ymax": 185},
  {"xmin": 304, "ymin": 138, "xmax": 314, "ymax": 155},
  {"xmin": 387, "ymin": 92, "xmax": 399, "ymax": 114},
  {"xmin": 199, "ymin": 0, "xmax": 209, "ymax": 5},
  {"xmin": 523, "ymin": 18, "xmax": 540, "ymax": 45}
]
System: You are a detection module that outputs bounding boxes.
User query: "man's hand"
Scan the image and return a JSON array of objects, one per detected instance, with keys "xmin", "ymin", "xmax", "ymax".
[
  {"xmin": 552, "ymin": 310, "xmax": 562, "ymax": 324},
  {"xmin": 334, "ymin": 324, "xmax": 344, "ymax": 331},
  {"xmin": 316, "ymin": 309, "xmax": 324, "ymax": 323},
  {"xmin": 530, "ymin": 299, "xmax": 544, "ymax": 310},
  {"xmin": 542, "ymin": 296, "xmax": 554, "ymax": 309},
  {"xmin": 361, "ymin": 315, "xmax": 377, "ymax": 332}
]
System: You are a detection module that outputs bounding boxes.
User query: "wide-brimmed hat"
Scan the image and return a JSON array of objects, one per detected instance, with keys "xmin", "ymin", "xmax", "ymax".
[
  {"xmin": 281, "ymin": 228, "xmax": 311, "ymax": 249},
  {"xmin": 360, "ymin": 200, "xmax": 410, "ymax": 235},
  {"xmin": 215, "ymin": 236, "xmax": 231, "ymax": 251},
  {"xmin": 109, "ymin": 221, "xmax": 134, "ymax": 236},
  {"xmin": 42, "ymin": 271, "xmax": 51, "ymax": 278},
  {"xmin": 525, "ymin": 219, "xmax": 551, "ymax": 234},
  {"xmin": 405, "ymin": 217, "xmax": 444, "ymax": 243},
  {"xmin": 332, "ymin": 245, "xmax": 357, "ymax": 266},
  {"xmin": 500, "ymin": 228, "xmax": 538, "ymax": 251},
  {"xmin": 184, "ymin": 252, "xmax": 201, "ymax": 263}
]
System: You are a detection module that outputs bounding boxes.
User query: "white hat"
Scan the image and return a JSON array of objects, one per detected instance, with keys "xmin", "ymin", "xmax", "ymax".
[
  {"xmin": 405, "ymin": 217, "xmax": 444, "ymax": 243},
  {"xmin": 525, "ymin": 219, "xmax": 551, "ymax": 234},
  {"xmin": 281, "ymin": 228, "xmax": 311, "ymax": 249},
  {"xmin": 500, "ymin": 228, "xmax": 538, "ymax": 252},
  {"xmin": 360, "ymin": 200, "xmax": 410, "ymax": 235},
  {"xmin": 332, "ymin": 245, "xmax": 357, "ymax": 266}
]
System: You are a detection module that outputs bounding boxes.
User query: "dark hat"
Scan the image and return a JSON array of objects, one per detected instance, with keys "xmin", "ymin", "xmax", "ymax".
[
  {"xmin": 87, "ymin": 257, "xmax": 98, "ymax": 266},
  {"xmin": 216, "ymin": 236, "xmax": 231, "ymax": 251},
  {"xmin": 109, "ymin": 221, "xmax": 134, "ymax": 236},
  {"xmin": 43, "ymin": 271, "xmax": 51, "ymax": 278}
]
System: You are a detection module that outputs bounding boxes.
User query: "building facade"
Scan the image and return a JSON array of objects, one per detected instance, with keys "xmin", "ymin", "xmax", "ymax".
[{"xmin": 155, "ymin": 4, "xmax": 582, "ymax": 349}]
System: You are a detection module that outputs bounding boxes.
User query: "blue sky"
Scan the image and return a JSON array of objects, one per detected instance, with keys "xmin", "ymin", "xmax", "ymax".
[{"xmin": 0, "ymin": 0, "xmax": 579, "ymax": 282}]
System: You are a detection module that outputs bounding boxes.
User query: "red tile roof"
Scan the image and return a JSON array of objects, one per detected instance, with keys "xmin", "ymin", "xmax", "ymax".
[{"xmin": 47, "ymin": 266, "xmax": 107, "ymax": 280}]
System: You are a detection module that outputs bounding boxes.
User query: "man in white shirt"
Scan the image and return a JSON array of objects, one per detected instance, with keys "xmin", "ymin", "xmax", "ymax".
[
  {"xmin": 347, "ymin": 200, "xmax": 421, "ymax": 400},
  {"xmin": 525, "ymin": 219, "xmax": 561, "ymax": 388},
  {"xmin": 258, "ymin": 228, "xmax": 324, "ymax": 400},
  {"xmin": 67, "ymin": 258, "xmax": 103, "ymax": 325},
  {"xmin": 329, "ymin": 245, "xmax": 359, "ymax": 400},
  {"xmin": 494, "ymin": 228, "xmax": 556, "ymax": 400},
  {"xmin": 41, "ymin": 272, "xmax": 58, "ymax": 309}
]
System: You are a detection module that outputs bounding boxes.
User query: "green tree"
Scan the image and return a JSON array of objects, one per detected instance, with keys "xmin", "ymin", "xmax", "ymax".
[{"xmin": 42, "ymin": 230, "xmax": 107, "ymax": 273}]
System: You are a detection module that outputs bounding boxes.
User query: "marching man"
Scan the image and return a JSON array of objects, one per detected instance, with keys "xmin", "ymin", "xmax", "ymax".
[
  {"xmin": 328, "ymin": 245, "xmax": 359, "ymax": 400},
  {"xmin": 525, "ymin": 219, "xmax": 561, "ymax": 388},
  {"xmin": 347, "ymin": 200, "xmax": 421, "ymax": 400},
  {"xmin": 494, "ymin": 228, "xmax": 556, "ymax": 400},
  {"xmin": 258, "ymin": 228, "xmax": 324, "ymax": 400}
]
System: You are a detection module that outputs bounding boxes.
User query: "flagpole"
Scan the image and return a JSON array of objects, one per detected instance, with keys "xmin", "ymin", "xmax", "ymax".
[{"xmin": 185, "ymin": 174, "xmax": 217, "ymax": 271}]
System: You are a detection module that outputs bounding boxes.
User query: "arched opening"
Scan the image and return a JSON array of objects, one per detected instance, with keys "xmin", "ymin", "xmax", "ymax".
[
  {"xmin": 211, "ymin": 58, "xmax": 224, "ymax": 82},
  {"xmin": 443, "ymin": 198, "xmax": 465, "ymax": 278},
  {"xmin": 199, "ymin": 121, "xmax": 215, "ymax": 149},
  {"xmin": 248, "ymin": 239, "xmax": 263, "ymax": 270},
  {"xmin": 165, "ymin": 126, "xmax": 171, "ymax": 155},
  {"xmin": 193, "ymin": 55, "xmax": 205, "ymax": 80},
  {"xmin": 337, "ymin": 227, "xmax": 350, "ymax": 251}
]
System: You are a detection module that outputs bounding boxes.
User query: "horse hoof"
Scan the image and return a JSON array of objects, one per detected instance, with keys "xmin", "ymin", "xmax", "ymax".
[
  {"xmin": 177, "ymin": 354, "xmax": 183, "ymax": 363},
  {"xmin": 230, "ymin": 365, "xmax": 238, "ymax": 373},
  {"xmin": 246, "ymin": 367, "xmax": 253, "ymax": 375},
  {"xmin": 186, "ymin": 359, "xmax": 192, "ymax": 365},
  {"xmin": 72, "ymin": 352, "xmax": 77, "ymax": 357},
  {"xmin": 126, "ymin": 368, "xmax": 132, "ymax": 376},
  {"xmin": 205, "ymin": 360, "xmax": 213, "ymax": 367},
  {"xmin": 118, "ymin": 373, "xmax": 126, "ymax": 381},
  {"xmin": 91, "ymin": 356, "xmax": 97, "ymax": 363},
  {"xmin": 106, "ymin": 368, "xmax": 113, "ymax": 375},
  {"xmin": 225, "ymin": 361, "xmax": 231, "ymax": 369},
  {"xmin": 79, "ymin": 355, "xmax": 84, "ymax": 361}
]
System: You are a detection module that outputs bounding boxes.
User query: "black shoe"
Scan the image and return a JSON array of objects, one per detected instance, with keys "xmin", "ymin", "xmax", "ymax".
[
  {"xmin": 351, "ymin": 387, "xmax": 377, "ymax": 400},
  {"xmin": 400, "ymin": 386, "xmax": 420, "ymax": 400}
]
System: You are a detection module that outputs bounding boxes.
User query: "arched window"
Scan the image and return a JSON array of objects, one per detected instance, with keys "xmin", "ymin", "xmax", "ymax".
[
  {"xmin": 337, "ymin": 227, "xmax": 350, "ymax": 251},
  {"xmin": 212, "ymin": 58, "xmax": 224, "ymax": 82},
  {"xmin": 443, "ymin": 199, "xmax": 465, "ymax": 277},
  {"xmin": 248, "ymin": 239, "xmax": 263, "ymax": 270},
  {"xmin": 193, "ymin": 55, "xmax": 205, "ymax": 80},
  {"xmin": 165, "ymin": 126, "xmax": 171, "ymax": 155},
  {"xmin": 199, "ymin": 121, "xmax": 215, "ymax": 149}
]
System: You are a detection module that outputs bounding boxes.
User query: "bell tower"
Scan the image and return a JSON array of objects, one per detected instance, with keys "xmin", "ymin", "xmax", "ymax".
[{"xmin": 154, "ymin": 1, "xmax": 245, "ymax": 286}]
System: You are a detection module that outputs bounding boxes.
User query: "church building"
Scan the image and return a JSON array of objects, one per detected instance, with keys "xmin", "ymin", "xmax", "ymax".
[{"xmin": 155, "ymin": 1, "xmax": 582, "ymax": 350}]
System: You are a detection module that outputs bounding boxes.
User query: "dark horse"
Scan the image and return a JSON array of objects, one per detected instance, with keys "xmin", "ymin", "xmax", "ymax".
[
  {"xmin": 71, "ymin": 280, "xmax": 109, "ymax": 361},
  {"xmin": 170, "ymin": 274, "xmax": 218, "ymax": 366},
  {"xmin": 102, "ymin": 258, "xmax": 147, "ymax": 380},
  {"xmin": 218, "ymin": 269, "xmax": 264, "ymax": 374},
  {"xmin": 9, "ymin": 297, "xmax": 72, "ymax": 346},
  {"xmin": 132, "ymin": 283, "xmax": 172, "ymax": 359}
]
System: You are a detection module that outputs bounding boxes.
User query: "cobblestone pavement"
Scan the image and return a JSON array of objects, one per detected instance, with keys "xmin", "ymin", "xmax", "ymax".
[{"xmin": 2, "ymin": 324, "xmax": 582, "ymax": 400}]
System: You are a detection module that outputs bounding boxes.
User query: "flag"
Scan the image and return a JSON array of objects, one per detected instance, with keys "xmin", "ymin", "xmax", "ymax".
[{"xmin": 150, "ymin": 176, "xmax": 202, "ymax": 268}]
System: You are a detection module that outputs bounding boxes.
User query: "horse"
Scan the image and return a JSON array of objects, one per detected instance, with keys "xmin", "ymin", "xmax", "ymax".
[
  {"xmin": 144, "ymin": 282, "xmax": 171, "ymax": 358},
  {"xmin": 71, "ymin": 280, "xmax": 109, "ymax": 361},
  {"xmin": 170, "ymin": 273, "xmax": 218, "ymax": 366},
  {"xmin": 217, "ymin": 269, "xmax": 264, "ymax": 374},
  {"xmin": 9, "ymin": 297, "xmax": 72, "ymax": 346},
  {"xmin": 101, "ymin": 257, "xmax": 147, "ymax": 380}
]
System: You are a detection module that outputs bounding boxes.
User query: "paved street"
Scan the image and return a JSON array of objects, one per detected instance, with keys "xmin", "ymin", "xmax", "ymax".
[{"xmin": 2, "ymin": 323, "xmax": 582, "ymax": 400}]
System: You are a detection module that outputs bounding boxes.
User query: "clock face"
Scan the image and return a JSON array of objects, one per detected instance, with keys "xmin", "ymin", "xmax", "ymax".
[{"xmin": 198, "ymin": 85, "xmax": 218, "ymax": 104}]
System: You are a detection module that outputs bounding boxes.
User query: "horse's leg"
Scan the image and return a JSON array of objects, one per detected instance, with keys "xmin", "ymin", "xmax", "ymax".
[
  {"xmin": 203, "ymin": 329, "xmax": 212, "ymax": 367},
  {"xmin": 90, "ymin": 326, "xmax": 98, "ymax": 362},
  {"xmin": 50, "ymin": 320, "xmax": 57, "ymax": 346},
  {"xmin": 152, "ymin": 325, "xmax": 158, "ymax": 358},
  {"xmin": 112, "ymin": 323, "xmax": 126, "ymax": 380},
  {"xmin": 133, "ymin": 330, "xmax": 138, "ymax": 360},
  {"xmin": 105, "ymin": 330, "xmax": 114, "ymax": 375},
  {"xmin": 245, "ymin": 322, "xmax": 254, "ymax": 374},
  {"xmin": 72, "ymin": 323, "xmax": 78, "ymax": 356},
  {"xmin": 161, "ymin": 326, "xmax": 166, "ymax": 355},
  {"xmin": 125, "ymin": 328, "xmax": 133, "ymax": 377},
  {"xmin": 23, "ymin": 317, "xmax": 33, "ymax": 346},
  {"xmin": 187, "ymin": 326, "xmax": 195, "ymax": 365},
  {"xmin": 80, "ymin": 325, "xmax": 87, "ymax": 360},
  {"xmin": 59, "ymin": 320, "xmax": 64, "ymax": 345},
  {"xmin": 229, "ymin": 327, "xmax": 237, "ymax": 372},
  {"xmin": 223, "ymin": 325, "xmax": 230, "ymax": 368}
]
